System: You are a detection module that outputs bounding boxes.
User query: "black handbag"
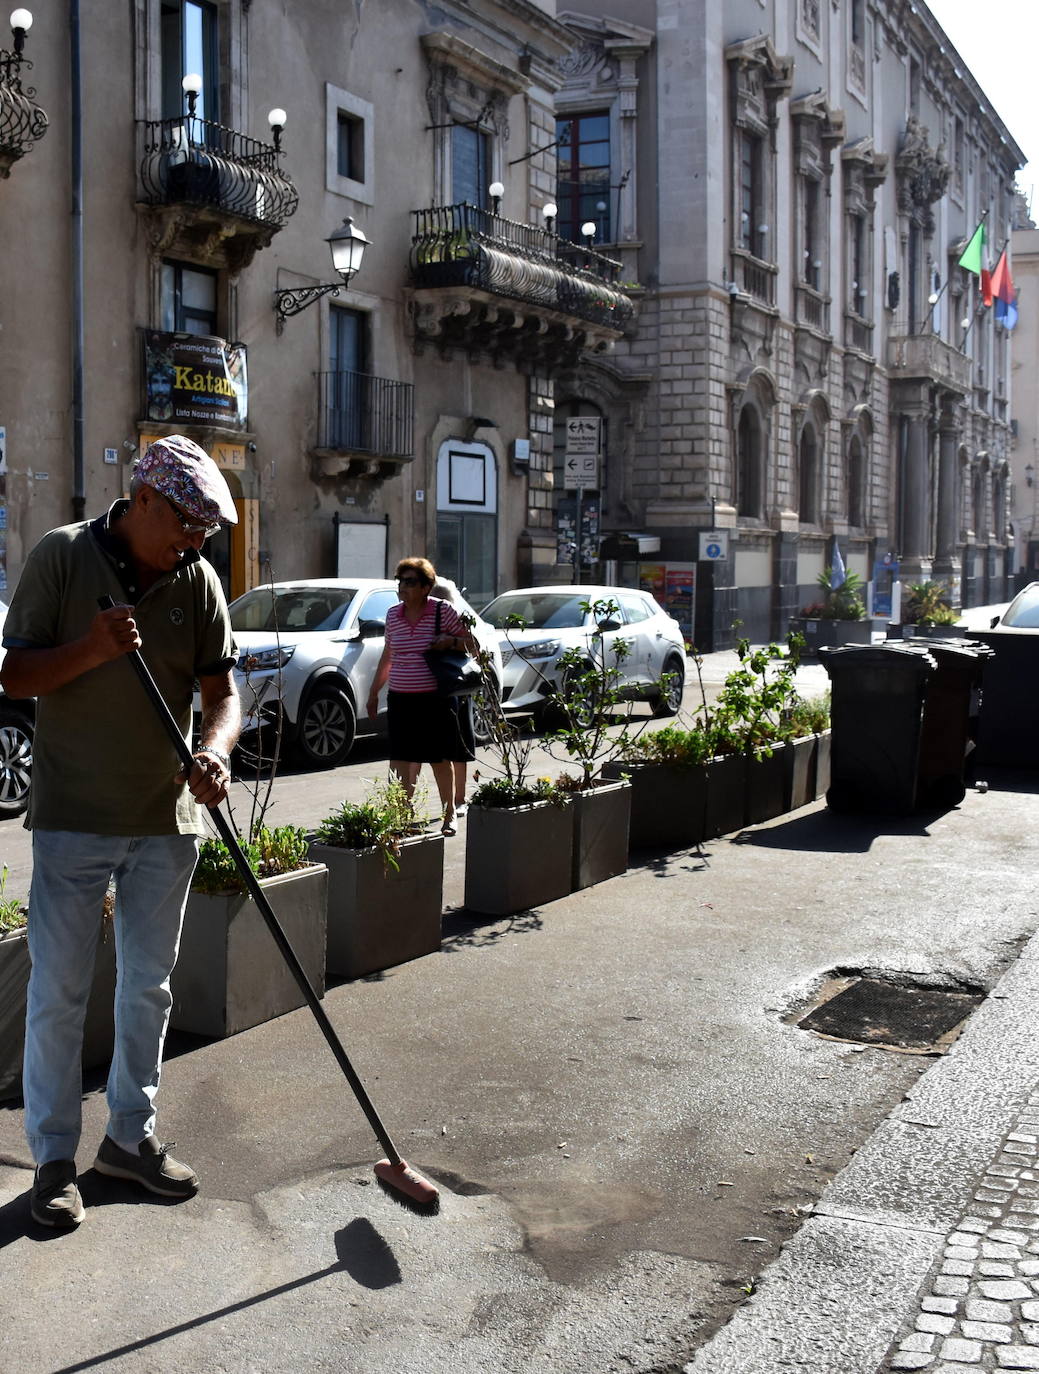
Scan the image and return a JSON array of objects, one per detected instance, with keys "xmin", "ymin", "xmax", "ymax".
[{"xmin": 424, "ymin": 600, "xmax": 483, "ymax": 697}]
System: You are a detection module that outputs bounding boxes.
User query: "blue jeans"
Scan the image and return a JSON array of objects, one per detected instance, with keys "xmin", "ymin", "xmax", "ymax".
[{"xmin": 24, "ymin": 830, "xmax": 199, "ymax": 1165}]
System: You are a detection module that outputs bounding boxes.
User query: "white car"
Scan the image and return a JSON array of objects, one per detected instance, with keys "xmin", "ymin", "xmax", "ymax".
[
  {"xmin": 479, "ymin": 584, "xmax": 687, "ymax": 724},
  {"xmin": 226, "ymin": 578, "xmax": 504, "ymax": 768},
  {"xmin": 0, "ymin": 598, "xmax": 36, "ymax": 819}
]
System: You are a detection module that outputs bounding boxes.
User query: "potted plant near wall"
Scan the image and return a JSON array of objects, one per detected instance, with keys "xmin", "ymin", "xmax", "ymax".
[
  {"xmin": 0, "ymin": 869, "xmax": 117, "ymax": 1100},
  {"xmin": 310, "ymin": 778, "xmax": 445, "ymax": 980},
  {"xmin": 901, "ymin": 581, "xmax": 963, "ymax": 639},
  {"xmin": 790, "ymin": 566, "xmax": 872, "ymax": 654}
]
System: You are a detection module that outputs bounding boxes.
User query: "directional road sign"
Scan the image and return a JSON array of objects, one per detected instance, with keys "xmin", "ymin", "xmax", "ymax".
[{"xmin": 564, "ymin": 453, "xmax": 600, "ymax": 490}]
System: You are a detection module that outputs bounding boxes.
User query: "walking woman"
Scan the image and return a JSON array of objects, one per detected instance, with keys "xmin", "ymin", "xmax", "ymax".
[{"xmin": 366, "ymin": 557, "xmax": 478, "ymax": 835}]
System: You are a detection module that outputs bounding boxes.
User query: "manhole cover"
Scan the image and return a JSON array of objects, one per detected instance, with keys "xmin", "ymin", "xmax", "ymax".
[{"xmin": 798, "ymin": 977, "xmax": 983, "ymax": 1051}]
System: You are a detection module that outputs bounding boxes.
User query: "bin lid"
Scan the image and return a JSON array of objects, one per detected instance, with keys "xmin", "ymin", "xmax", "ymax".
[
  {"xmin": 817, "ymin": 642, "xmax": 936, "ymax": 679},
  {"xmin": 925, "ymin": 640, "xmax": 994, "ymax": 663}
]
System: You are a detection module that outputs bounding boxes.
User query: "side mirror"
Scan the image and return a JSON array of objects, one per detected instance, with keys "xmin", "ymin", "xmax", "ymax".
[
  {"xmin": 990, "ymin": 615, "xmax": 1001, "ymax": 629},
  {"xmin": 596, "ymin": 617, "xmax": 621, "ymax": 633},
  {"xmin": 357, "ymin": 618, "xmax": 386, "ymax": 639}
]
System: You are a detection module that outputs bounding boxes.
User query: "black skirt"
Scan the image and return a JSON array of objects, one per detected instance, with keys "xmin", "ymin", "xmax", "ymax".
[{"xmin": 387, "ymin": 690, "xmax": 475, "ymax": 764}]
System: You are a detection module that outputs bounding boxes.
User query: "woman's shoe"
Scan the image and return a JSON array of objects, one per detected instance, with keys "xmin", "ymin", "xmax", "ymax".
[
  {"xmin": 454, "ymin": 801, "xmax": 468, "ymax": 819},
  {"xmin": 441, "ymin": 819, "xmax": 458, "ymax": 837}
]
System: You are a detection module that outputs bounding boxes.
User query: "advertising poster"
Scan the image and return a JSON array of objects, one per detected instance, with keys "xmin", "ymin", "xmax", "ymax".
[
  {"xmin": 664, "ymin": 563, "xmax": 696, "ymax": 644},
  {"xmin": 638, "ymin": 562, "xmax": 666, "ymax": 604},
  {"xmin": 142, "ymin": 331, "xmax": 248, "ymax": 429}
]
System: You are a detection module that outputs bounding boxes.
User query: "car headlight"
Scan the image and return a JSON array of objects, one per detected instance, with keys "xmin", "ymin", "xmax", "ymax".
[
  {"xmin": 237, "ymin": 646, "xmax": 295, "ymax": 672},
  {"xmin": 516, "ymin": 638, "xmax": 562, "ymax": 660}
]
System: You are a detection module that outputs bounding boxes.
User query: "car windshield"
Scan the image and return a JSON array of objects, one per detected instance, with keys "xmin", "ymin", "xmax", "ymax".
[
  {"xmin": 230, "ymin": 587, "xmax": 358, "ymax": 633},
  {"xmin": 1001, "ymin": 585, "xmax": 1039, "ymax": 629},
  {"xmin": 481, "ymin": 592, "xmax": 589, "ymax": 630}
]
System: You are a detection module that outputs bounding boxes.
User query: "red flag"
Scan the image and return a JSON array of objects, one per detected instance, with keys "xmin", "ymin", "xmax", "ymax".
[
  {"xmin": 981, "ymin": 268, "xmax": 993, "ymax": 307},
  {"xmin": 990, "ymin": 249, "xmax": 1015, "ymax": 305}
]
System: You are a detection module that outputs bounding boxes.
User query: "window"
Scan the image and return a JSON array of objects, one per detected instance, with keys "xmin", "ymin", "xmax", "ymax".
[
  {"xmin": 328, "ymin": 306, "xmax": 370, "ymax": 451},
  {"xmin": 798, "ymin": 426, "xmax": 818, "ymax": 522},
  {"xmin": 356, "ymin": 589, "xmax": 397, "ymax": 626},
  {"xmin": 848, "ymin": 435, "xmax": 865, "ymax": 527},
  {"xmin": 617, "ymin": 593, "xmax": 653, "ymax": 624},
  {"xmin": 161, "ymin": 1, "xmax": 218, "ymax": 121},
  {"xmin": 737, "ymin": 405, "xmax": 763, "ymax": 518},
  {"xmin": 452, "ymin": 124, "xmax": 490, "ymax": 208},
  {"xmin": 909, "ymin": 56, "xmax": 921, "ymax": 116},
  {"xmin": 907, "ymin": 224, "xmax": 921, "ymax": 333},
  {"xmin": 325, "ymin": 85, "xmax": 374, "ymax": 203},
  {"xmin": 160, "ymin": 260, "xmax": 218, "ymax": 335},
  {"xmin": 337, "ymin": 112, "xmax": 364, "ymax": 182},
  {"xmin": 803, "ymin": 178, "xmax": 821, "ymax": 287},
  {"xmin": 556, "ymin": 113, "xmax": 611, "ymax": 243},
  {"xmin": 740, "ymin": 132, "xmax": 765, "ymax": 254},
  {"xmin": 849, "ymin": 214, "xmax": 867, "ymax": 317}
]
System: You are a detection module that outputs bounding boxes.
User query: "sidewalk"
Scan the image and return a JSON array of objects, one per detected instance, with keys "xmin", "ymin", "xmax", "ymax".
[{"xmin": 2, "ymin": 767, "xmax": 1038, "ymax": 1373}]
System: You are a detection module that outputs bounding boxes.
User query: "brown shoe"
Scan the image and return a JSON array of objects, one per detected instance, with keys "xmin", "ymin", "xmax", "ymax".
[
  {"xmin": 93, "ymin": 1135, "xmax": 198, "ymax": 1198},
  {"xmin": 31, "ymin": 1160, "xmax": 85, "ymax": 1228}
]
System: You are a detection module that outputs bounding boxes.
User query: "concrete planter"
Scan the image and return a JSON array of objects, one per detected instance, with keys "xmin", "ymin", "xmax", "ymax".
[
  {"xmin": 814, "ymin": 730, "xmax": 832, "ymax": 799},
  {"xmin": 464, "ymin": 799, "xmax": 573, "ymax": 916},
  {"xmin": 601, "ymin": 759, "xmax": 708, "ymax": 850},
  {"xmin": 786, "ymin": 736, "xmax": 817, "ymax": 812},
  {"xmin": 571, "ymin": 780, "xmax": 631, "ymax": 891},
  {"xmin": 745, "ymin": 747, "xmax": 789, "ymax": 826},
  {"xmin": 171, "ymin": 863, "xmax": 328, "ymax": 1039},
  {"xmin": 0, "ymin": 923, "xmax": 117, "ymax": 1102},
  {"xmin": 310, "ymin": 834, "xmax": 444, "ymax": 980}
]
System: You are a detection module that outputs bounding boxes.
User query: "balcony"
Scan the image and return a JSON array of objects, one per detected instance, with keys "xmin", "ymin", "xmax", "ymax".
[
  {"xmin": 409, "ymin": 202, "xmax": 634, "ymax": 370},
  {"xmin": 0, "ymin": 46, "xmax": 48, "ymax": 178},
  {"xmin": 887, "ymin": 332, "xmax": 971, "ymax": 394},
  {"xmin": 730, "ymin": 248, "xmax": 777, "ymax": 308},
  {"xmin": 138, "ymin": 115, "xmax": 298, "ymax": 272},
  {"xmin": 313, "ymin": 369, "xmax": 415, "ymax": 479}
]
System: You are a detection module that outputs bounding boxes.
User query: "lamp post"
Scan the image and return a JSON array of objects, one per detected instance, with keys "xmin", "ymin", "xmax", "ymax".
[
  {"xmin": 274, "ymin": 216, "xmax": 370, "ymax": 332},
  {"xmin": 488, "ymin": 180, "xmax": 504, "ymax": 215},
  {"xmin": 181, "ymin": 71, "xmax": 202, "ymax": 118},
  {"xmin": 541, "ymin": 201, "xmax": 558, "ymax": 235},
  {"xmin": 267, "ymin": 106, "xmax": 286, "ymax": 154}
]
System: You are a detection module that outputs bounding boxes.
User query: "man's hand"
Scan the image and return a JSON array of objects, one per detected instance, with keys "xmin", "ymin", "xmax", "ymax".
[
  {"xmin": 176, "ymin": 751, "xmax": 231, "ymax": 807},
  {"xmin": 93, "ymin": 604, "xmax": 143, "ymax": 660}
]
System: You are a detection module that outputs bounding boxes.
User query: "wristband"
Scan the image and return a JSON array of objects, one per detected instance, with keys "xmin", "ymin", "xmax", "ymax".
[{"xmin": 195, "ymin": 745, "xmax": 231, "ymax": 770}]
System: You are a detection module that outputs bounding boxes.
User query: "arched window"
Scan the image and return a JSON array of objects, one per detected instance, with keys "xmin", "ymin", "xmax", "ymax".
[
  {"xmin": 798, "ymin": 424, "xmax": 818, "ymax": 523},
  {"xmin": 972, "ymin": 465, "xmax": 985, "ymax": 538},
  {"xmin": 847, "ymin": 435, "xmax": 864, "ymax": 527},
  {"xmin": 737, "ymin": 404, "xmax": 763, "ymax": 517}
]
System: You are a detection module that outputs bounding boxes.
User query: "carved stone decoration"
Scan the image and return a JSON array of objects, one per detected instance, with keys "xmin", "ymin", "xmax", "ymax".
[
  {"xmin": 896, "ymin": 116, "xmax": 951, "ymax": 234},
  {"xmin": 558, "ymin": 40, "xmax": 603, "ymax": 80},
  {"xmin": 790, "ymin": 92, "xmax": 846, "ymax": 181},
  {"xmin": 725, "ymin": 35, "xmax": 794, "ymax": 139},
  {"xmin": 843, "ymin": 137, "xmax": 889, "ymax": 215},
  {"xmin": 137, "ymin": 203, "xmax": 278, "ymax": 274},
  {"xmin": 421, "ymin": 32, "xmax": 528, "ymax": 145}
]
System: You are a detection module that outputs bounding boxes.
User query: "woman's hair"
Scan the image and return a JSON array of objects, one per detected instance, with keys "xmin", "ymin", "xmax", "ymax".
[
  {"xmin": 430, "ymin": 578, "xmax": 459, "ymax": 603},
  {"xmin": 395, "ymin": 556, "xmax": 436, "ymax": 588}
]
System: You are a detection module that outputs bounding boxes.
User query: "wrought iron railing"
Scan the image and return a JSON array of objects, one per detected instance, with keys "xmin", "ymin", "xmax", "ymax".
[
  {"xmin": 410, "ymin": 202, "xmax": 633, "ymax": 330},
  {"xmin": 0, "ymin": 47, "xmax": 48, "ymax": 176},
  {"xmin": 139, "ymin": 115, "xmax": 298, "ymax": 228},
  {"xmin": 317, "ymin": 369, "xmax": 414, "ymax": 458}
]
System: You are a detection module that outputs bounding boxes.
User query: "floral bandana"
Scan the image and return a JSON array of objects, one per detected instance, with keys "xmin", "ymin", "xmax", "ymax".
[{"xmin": 134, "ymin": 435, "xmax": 238, "ymax": 526}]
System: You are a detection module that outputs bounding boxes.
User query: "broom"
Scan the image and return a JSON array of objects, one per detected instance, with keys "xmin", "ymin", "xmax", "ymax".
[{"xmin": 98, "ymin": 596, "xmax": 440, "ymax": 1215}]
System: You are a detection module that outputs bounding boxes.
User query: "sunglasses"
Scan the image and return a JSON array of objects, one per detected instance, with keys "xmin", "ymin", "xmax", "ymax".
[
  {"xmin": 160, "ymin": 492, "xmax": 222, "ymax": 539},
  {"xmin": 396, "ymin": 575, "xmax": 426, "ymax": 587}
]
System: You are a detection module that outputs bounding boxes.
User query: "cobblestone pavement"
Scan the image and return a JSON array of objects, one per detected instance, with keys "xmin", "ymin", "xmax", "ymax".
[{"xmin": 882, "ymin": 1094, "xmax": 1039, "ymax": 1373}]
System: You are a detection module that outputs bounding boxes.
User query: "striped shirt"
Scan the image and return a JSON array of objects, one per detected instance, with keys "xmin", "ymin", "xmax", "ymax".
[{"xmin": 386, "ymin": 597, "xmax": 464, "ymax": 692}]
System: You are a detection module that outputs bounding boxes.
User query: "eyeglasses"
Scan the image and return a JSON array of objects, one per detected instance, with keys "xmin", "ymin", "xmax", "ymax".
[
  {"xmin": 160, "ymin": 492, "xmax": 222, "ymax": 539},
  {"xmin": 396, "ymin": 575, "xmax": 424, "ymax": 587}
]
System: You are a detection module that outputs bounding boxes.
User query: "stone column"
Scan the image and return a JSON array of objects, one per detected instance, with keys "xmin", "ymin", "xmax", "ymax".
[
  {"xmin": 932, "ymin": 392, "xmax": 962, "ymax": 598},
  {"xmin": 897, "ymin": 388, "xmax": 933, "ymax": 582}
]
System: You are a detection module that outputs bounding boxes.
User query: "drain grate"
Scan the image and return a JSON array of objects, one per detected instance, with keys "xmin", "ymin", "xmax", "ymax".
[{"xmin": 797, "ymin": 976, "xmax": 983, "ymax": 1052}]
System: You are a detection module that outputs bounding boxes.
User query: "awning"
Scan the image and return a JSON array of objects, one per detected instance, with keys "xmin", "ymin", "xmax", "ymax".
[{"xmin": 599, "ymin": 531, "xmax": 661, "ymax": 559}]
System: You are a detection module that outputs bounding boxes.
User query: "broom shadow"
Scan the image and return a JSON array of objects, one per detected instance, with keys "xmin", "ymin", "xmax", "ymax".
[{"xmin": 38, "ymin": 1217, "xmax": 400, "ymax": 1374}]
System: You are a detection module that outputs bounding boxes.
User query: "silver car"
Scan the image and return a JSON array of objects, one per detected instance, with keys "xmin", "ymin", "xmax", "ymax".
[
  {"xmin": 0, "ymin": 598, "xmax": 35, "ymax": 819},
  {"xmin": 480, "ymin": 584, "xmax": 687, "ymax": 725},
  {"xmin": 227, "ymin": 578, "xmax": 504, "ymax": 769}
]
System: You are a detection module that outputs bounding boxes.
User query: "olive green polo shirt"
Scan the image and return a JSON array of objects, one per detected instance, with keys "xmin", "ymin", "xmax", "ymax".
[{"xmin": 2, "ymin": 505, "xmax": 235, "ymax": 835}]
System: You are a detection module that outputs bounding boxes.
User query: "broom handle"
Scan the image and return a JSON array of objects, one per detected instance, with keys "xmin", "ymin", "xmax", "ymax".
[{"xmin": 98, "ymin": 596, "xmax": 403, "ymax": 1166}]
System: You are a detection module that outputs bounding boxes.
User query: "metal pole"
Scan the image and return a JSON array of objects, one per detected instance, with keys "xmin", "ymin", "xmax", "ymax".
[
  {"xmin": 70, "ymin": 0, "xmax": 85, "ymax": 522},
  {"xmin": 573, "ymin": 486, "xmax": 582, "ymax": 581}
]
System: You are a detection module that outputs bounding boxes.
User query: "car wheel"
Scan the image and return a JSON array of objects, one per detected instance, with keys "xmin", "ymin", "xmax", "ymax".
[
  {"xmin": 293, "ymin": 683, "xmax": 356, "ymax": 769},
  {"xmin": 0, "ymin": 704, "xmax": 34, "ymax": 819},
  {"xmin": 471, "ymin": 674, "xmax": 501, "ymax": 746},
  {"xmin": 543, "ymin": 665, "xmax": 596, "ymax": 731},
  {"xmin": 651, "ymin": 655, "xmax": 685, "ymax": 717}
]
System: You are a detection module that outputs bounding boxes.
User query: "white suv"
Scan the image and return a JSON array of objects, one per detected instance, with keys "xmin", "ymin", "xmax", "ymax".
[{"xmin": 227, "ymin": 578, "xmax": 503, "ymax": 769}]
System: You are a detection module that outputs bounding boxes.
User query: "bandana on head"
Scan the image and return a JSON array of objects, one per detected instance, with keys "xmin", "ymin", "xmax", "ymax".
[{"xmin": 134, "ymin": 436, "xmax": 238, "ymax": 526}]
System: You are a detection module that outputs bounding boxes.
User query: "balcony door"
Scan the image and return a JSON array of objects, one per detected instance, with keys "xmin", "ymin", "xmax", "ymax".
[
  {"xmin": 161, "ymin": 1, "xmax": 219, "ymax": 122},
  {"xmin": 329, "ymin": 306, "xmax": 370, "ymax": 451},
  {"xmin": 451, "ymin": 125, "xmax": 490, "ymax": 210}
]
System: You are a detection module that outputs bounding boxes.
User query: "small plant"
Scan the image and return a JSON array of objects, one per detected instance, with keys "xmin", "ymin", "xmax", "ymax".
[
  {"xmin": 314, "ymin": 778, "xmax": 418, "ymax": 872},
  {"xmin": 468, "ymin": 773, "xmax": 569, "ymax": 809},
  {"xmin": 710, "ymin": 635, "xmax": 804, "ymax": 753},
  {"xmin": 192, "ymin": 823, "xmax": 311, "ymax": 895},
  {"xmin": 904, "ymin": 581, "xmax": 959, "ymax": 626},
  {"xmin": 784, "ymin": 692, "xmax": 831, "ymax": 737},
  {"xmin": 808, "ymin": 568, "xmax": 866, "ymax": 621},
  {"xmin": 0, "ymin": 864, "xmax": 26, "ymax": 934}
]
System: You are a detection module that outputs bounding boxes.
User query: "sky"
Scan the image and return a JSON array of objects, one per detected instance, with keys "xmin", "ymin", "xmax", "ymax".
[{"xmin": 927, "ymin": 0, "xmax": 1039, "ymax": 213}]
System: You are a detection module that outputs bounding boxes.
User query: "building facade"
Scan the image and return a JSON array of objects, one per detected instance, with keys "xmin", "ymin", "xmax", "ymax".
[
  {"xmin": 0, "ymin": 0, "xmax": 629, "ymax": 606},
  {"xmin": 554, "ymin": 1, "xmax": 1024, "ymax": 645}
]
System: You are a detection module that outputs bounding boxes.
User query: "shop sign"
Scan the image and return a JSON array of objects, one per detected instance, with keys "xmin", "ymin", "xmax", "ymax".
[{"xmin": 142, "ymin": 331, "xmax": 248, "ymax": 429}]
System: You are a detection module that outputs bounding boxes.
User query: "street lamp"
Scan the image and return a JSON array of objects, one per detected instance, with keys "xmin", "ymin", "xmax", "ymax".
[
  {"xmin": 267, "ymin": 107, "xmax": 287, "ymax": 154},
  {"xmin": 581, "ymin": 220, "xmax": 597, "ymax": 244},
  {"xmin": 9, "ymin": 7, "xmax": 31, "ymax": 55},
  {"xmin": 542, "ymin": 201, "xmax": 558, "ymax": 234},
  {"xmin": 274, "ymin": 216, "xmax": 371, "ymax": 332},
  {"xmin": 488, "ymin": 180, "xmax": 504, "ymax": 215}
]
